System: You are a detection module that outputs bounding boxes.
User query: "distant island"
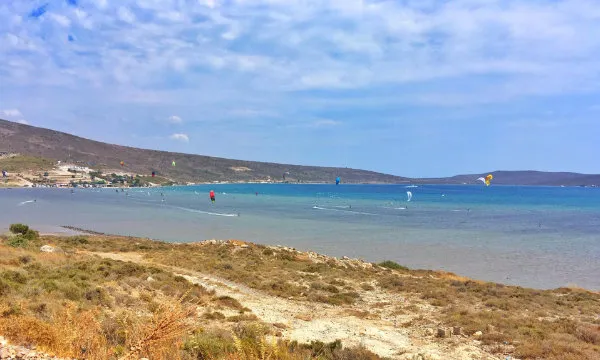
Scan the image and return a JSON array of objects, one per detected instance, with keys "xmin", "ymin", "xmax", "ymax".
[{"xmin": 1, "ymin": 119, "xmax": 599, "ymax": 187}]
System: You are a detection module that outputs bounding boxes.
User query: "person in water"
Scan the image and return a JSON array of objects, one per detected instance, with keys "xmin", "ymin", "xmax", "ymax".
[{"xmin": 209, "ymin": 190, "xmax": 216, "ymax": 203}]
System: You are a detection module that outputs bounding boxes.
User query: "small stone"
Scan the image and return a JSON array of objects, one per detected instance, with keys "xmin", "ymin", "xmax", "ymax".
[
  {"xmin": 240, "ymin": 244, "xmax": 249, "ymax": 248},
  {"xmin": 146, "ymin": 276, "xmax": 155, "ymax": 282},
  {"xmin": 474, "ymin": 331, "xmax": 483, "ymax": 337},
  {"xmin": 40, "ymin": 245, "xmax": 55, "ymax": 253},
  {"xmin": 275, "ymin": 331, "xmax": 283, "ymax": 337},
  {"xmin": 436, "ymin": 328, "xmax": 450, "ymax": 338},
  {"xmin": 452, "ymin": 326, "xmax": 463, "ymax": 336},
  {"xmin": 486, "ymin": 324, "xmax": 496, "ymax": 333},
  {"xmin": 424, "ymin": 328, "xmax": 435, "ymax": 336},
  {"xmin": 342, "ymin": 256, "xmax": 349, "ymax": 260}
]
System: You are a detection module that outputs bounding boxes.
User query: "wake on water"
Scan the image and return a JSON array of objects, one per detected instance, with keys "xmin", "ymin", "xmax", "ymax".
[
  {"xmin": 18, "ymin": 200, "xmax": 36, "ymax": 206},
  {"xmin": 173, "ymin": 206, "xmax": 239, "ymax": 217},
  {"xmin": 312, "ymin": 205, "xmax": 377, "ymax": 216}
]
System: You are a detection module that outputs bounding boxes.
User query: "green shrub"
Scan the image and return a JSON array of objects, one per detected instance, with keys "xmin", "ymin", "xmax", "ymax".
[
  {"xmin": 183, "ymin": 331, "xmax": 236, "ymax": 357},
  {"xmin": 7, "ymin": 235, "xmax": 29, "ymax": 248},
  {"xmin": 378, "ymin": 260, "xmax": 409, "ymax": 271},
  {"xmin": 0, "ymin": 279, "xmax": 10, "ymax": 296},
  {"xmin": 67, "ymin": 236, "xmax": 89, "ymax": 245},
  {"xmin": 60, "ymin": 282, "xmax": 83, "ymax": 301},
  {"xmin": 23, "ymin": 229, "xmax": 39, "ymax": 241},
  {"xmin": 1, "ymin": 270, "xmax": 28, "ymax": 284},
  {"xmin": 9, "ymin": 223, "xmax": 29, "ymax": 235}
]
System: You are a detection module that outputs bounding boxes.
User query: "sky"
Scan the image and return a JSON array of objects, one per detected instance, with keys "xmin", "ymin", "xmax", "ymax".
[{"xmin": 1, "ymin": 0, "xmax": 599, "ymax": 177}]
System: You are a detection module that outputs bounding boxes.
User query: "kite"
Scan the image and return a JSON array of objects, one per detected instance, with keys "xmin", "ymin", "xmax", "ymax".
[{"xmin": 477, "ymin": 174, "xmax": 494, "ymax": 186}]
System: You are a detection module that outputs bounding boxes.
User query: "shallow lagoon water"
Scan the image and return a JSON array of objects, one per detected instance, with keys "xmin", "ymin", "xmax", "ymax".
[{"xmin": 1, "ymin": 184, "xmax": 599, "ymax": 290}]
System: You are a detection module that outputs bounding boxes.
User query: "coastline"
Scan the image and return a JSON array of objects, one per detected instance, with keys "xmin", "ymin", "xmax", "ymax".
[
  {"xmin": 43, "ymin": 226, "xmax": 596, "ymax": 294},
  {"xmin": 1, "ymin": 229, "xmax": 599, "ymax": 359}
]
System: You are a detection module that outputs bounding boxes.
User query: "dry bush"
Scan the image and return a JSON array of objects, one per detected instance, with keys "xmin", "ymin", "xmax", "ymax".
[
  {"xmin": 575, "ymin": 324, "xmax": 600, "ymax": 345},
  {"xmin": 119, "ymin": 293, "xmax": 196, "ymax": 360},
  {"xmin": 0, "ymin": 302, "xmax": 109, "ymax": 359}
]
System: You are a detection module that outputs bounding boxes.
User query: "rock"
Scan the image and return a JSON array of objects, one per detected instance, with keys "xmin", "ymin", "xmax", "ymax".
[
  {"xmin": 424, "ymin": 328, "xmax": 435, "ymax": 336},
  {"xmin": 342, "ymin": 256, "xmax": 349, "ymax": 260},
  {"xmin": 40, "ymin": 245, "xmax": 55, "ymax": 253},
  {"xmin": 452, "ymin": 326, "xmax": 463, "ymax": 336},
  {"xmin": 486, "ymin": 324, "xmax": 496, "ymax": 333},
  {"xmin": 275, "ymin": 331, "xmax": 283, "ymax": 337},
  {"xmin": 436, "ymin": 328, "xmax": 451, "ymax": 338},
  {"xmin": 474, "ymin": 331, "xmax": 483, "ymax": 337},
  {"xmin": 240, "ymin": 244, "xmax": 249, "ymax": 248},
  {"xmin": 146, "ymin": 276, "xmax": 155, "ymax": 282}
]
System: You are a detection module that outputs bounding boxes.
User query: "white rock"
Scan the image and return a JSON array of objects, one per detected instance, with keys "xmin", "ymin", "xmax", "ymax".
[
  {"xmin": 146, "ymin": 276, "xmax": 155, "ymax": 282},
  {"xmin": 40, "ymin": 245, "xmax": 55, "ymax": 253},
  {"xmin": 474, "ymin": 330, "xmax": 483, "ymax": 337}
]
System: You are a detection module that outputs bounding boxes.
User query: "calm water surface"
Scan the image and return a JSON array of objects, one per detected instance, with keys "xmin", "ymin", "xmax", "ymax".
[{"xmin": 1, "ymin": 184, "xmax": 598, "ymax": 290}]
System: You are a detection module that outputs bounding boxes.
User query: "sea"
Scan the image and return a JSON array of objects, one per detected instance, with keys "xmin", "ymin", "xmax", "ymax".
[{"xmin": 1, "ymin": 184, "xmax": 599, "ymax": 291}]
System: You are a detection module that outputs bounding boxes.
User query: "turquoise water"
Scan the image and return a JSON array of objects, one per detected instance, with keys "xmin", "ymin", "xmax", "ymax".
[{"xmin": 1, "ymin": 184, "xmax": 599, "ymax": 290}]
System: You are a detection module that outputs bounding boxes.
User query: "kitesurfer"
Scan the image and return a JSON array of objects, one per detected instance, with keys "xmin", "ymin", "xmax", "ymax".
[{"xmin": 210, "ymin": 190, "xmax": 216, "ymax": 203}]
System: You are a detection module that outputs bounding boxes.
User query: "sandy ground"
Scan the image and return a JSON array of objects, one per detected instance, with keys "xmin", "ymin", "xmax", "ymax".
[{"xmin": 91, "ymin": 251, "xmax": 504, "ymax": 360}]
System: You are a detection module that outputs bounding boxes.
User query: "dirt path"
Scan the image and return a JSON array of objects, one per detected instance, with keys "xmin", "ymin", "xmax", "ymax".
[{"xmin": 90, "ymin": 252, "xmax": 502, "ymax": 360}]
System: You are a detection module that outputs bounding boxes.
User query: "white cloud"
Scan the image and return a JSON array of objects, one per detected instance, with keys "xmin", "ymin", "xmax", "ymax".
[
  {"xmin": 95, "ymin": 0, "xmax": 108, "ymax": 9},
  {"xmin": 167, "ymin": 115, "xmax": 182, "ymax": 124},
  {"xmin": 74, "ymin": 9, "xmax": 93, "ymax": 29},
  {"xmin": 169, "ymin": 133, "xmax": 189, "ymax": 142},
  {"xmin": 2, "ymin": 0, "xmax": 600, "ymax": 144},
  {"xmin": 117, "ymin": 7, "xmax": 136, "ymax": 23},
  {"xmin": 49, "ymin": 13, "xmax": 71, "ymax": 27},
  {"xmin": 0, "ymin": 109, "xmax": 23, "ymax": 118},
  {"xmin": 17, "ymin": 119, "xmax": 29, "ymax": 125},
  {"xmin": 310, "ymin": 119, "xmax": 342, "ymax": 128}
]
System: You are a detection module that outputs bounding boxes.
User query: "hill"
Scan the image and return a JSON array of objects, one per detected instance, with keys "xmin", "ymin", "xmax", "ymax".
[
  {"xmin": 428, "ymin": 171, "xmax": 600, "ymax": 187},
  {"xmin": 1, "ymin": 119, "xmax": 599, "ymax": 186},
  {"xmin": 0, "ymin": 119, "xmax": 408, "ymax": 184}
]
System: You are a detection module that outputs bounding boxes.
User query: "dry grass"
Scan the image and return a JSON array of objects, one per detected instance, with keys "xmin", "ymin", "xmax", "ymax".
[
  {"xmin": 119, "ymin": 294, "xmax": 196, "ymax": 360},
  {"xmin": 0, "ymin": 155, "xmax": 55, "ymax": 172},
  {"xmin": 0, "ymin": 304, "xmax": 109, "ymax": 359},
  {"xmin": 0, "ymin": 236, "xmax": 384, "ymax": 360},
  {"xmin": 8, "ymin": 233, "xmax": 600, "ymax": 359}
]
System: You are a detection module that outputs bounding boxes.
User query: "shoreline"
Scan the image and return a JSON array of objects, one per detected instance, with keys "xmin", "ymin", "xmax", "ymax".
[
  {"xmin": 2, "ymin": 227, "xmax": 599, "ymax": 359},
  {"xmin": 50, "ymin": 226, "xmax": 596, "ymax": 293},
  {"xmin": 2, "ymin": 182, "xmax": 598, "ymax": 189}
]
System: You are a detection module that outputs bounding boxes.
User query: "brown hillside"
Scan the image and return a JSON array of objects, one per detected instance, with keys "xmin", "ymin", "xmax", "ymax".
[{"xmin": 0, "ymin": 119, "xmax": 408, "ymax": 184}]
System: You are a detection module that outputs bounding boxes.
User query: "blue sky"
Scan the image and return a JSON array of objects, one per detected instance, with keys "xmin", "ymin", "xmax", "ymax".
[{"xmin": 1, "ymin": 0, "xmax": 599, "ymax": 177}]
